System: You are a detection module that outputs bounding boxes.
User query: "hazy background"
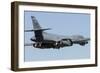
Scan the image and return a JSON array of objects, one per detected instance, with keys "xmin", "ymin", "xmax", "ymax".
[{"xmin": 24, "ymin": 11, "xmax": 90, "ymax": 62}]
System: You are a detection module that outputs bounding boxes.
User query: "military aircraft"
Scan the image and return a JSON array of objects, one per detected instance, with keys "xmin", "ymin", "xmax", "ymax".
[{"xmin": 25, "ymin": 16, "xmax": 90, "ymax": 49}]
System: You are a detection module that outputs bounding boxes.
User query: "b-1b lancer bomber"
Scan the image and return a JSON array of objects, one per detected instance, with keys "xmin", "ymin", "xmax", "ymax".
[{"xmin": 25, "ymin": 16, "xmax": 90, "ymax": 49}]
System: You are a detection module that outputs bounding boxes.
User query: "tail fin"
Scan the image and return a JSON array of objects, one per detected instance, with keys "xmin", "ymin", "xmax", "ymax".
[
  {"xmin": 31, "ymin": 16, "xmax": 42, "ymax": 30},
  {"xmin": 31, "ymin": 16, "xmax": 51, "ymax": 42},
  {"xmin": 31, "ymin": 16, "xmax": 51, "ymax": 31}
]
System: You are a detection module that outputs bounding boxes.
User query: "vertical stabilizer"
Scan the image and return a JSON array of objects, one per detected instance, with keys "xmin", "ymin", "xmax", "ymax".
[
  {"xmin": 31, "ymin": 16, "xmax": 51, "ymax": 42},
  {"xmin": 31, "ymin": 16, "xmax": 42, "ymax": 30}
]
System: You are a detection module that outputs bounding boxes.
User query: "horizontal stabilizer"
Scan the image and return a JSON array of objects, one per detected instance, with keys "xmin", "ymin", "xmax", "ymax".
[{"xmin": 25, "ymin": 28, "xmax": 51, "ymax": 32}]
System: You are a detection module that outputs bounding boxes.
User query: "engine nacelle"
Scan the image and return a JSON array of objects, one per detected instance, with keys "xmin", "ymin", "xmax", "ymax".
[
  {"xmin": 61, "ymin": 39, "xmax": 73, "ymax": 46},
  {"xmin": 79, "ymin": 42, "xmax": 88, "ymax": 46},
  {"xmin": 54, "ymin": 39, "xmax": 73, "ymax": 48},
  {"xmin": 33, "ymin": 42, "xmax": 42, "ymax": 48}
]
